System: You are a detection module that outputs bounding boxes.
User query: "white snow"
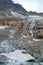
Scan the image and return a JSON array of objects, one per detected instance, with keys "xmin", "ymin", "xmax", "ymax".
[
  {"xmin": 29, "ymin": 15, "xmax": 43, "ymax": 20},
  {"xmin": 0, "ymin": 50, "xmax": 35, "ymax": 62},
  {"xmin": 0, "ymin": 26, "xmax": 9, "ymax": 30},
  {"xmin": 33, "ymin": 37, "xmax": 41, "ymax": 41},
  {"xmin": 11, "ymin": 11, "xmax": 27, "ymax": 19},
  {"xmin": 11, "ymin": 11, "xmax": 15, "ymax": 16},
  {"xmin": 22, "ymin": 35, "xmax": 28, "ymax": 38}
]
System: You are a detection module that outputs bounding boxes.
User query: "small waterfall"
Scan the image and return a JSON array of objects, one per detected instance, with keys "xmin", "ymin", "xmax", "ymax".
[
  {"xmin": 29, "ymin": 19, "xmax": 36, "ymax": 40},
  {"xmin": 29, "ymin": 16, "xmax": 43, "ymax": 41}
]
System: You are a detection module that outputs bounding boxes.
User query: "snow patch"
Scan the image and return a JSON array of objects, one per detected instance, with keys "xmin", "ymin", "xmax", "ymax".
[
  {"xmin": 11, "ymin": 11, "xmax": 27, "ymax": 19},
  {"xmin": 0, "ymin": 26, "xmax": 9, "ymax": 30},
  {"xmin": 33, "ymin": 37, "xmax": 41, "ymax": 41},
  {"xmin": 0, "ymin": 50, "xmax": 35, "ymax": 62}
]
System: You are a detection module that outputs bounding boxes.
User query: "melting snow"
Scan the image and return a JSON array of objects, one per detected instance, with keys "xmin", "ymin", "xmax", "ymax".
[
  {"xmin": 11, "ymin": 11, "xmax": 27, "ymax": 19},
  {"xmin": 0, "ymin": 26, "xmax": 9, "ymax": 30},
  {"xmin": 0, "ymin": 50, "xmax": 35, "ymax": 62},
  {"xmin": 33, "ymin": 37, "xmax": 41, "ymax": 41}
]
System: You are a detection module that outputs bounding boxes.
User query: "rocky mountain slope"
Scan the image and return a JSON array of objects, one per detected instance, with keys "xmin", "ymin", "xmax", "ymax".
[
  {"xmin": 28, "ymin": 11, "xmax": 43, "ymax": 16},
  {"xmin": 0, "ymin": 0, "xmax": 28, "ymax": 16}
]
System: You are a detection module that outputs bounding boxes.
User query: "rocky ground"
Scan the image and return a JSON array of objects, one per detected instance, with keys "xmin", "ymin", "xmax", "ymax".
[{"xmin": 0, "ymin": 15, "xmax": 43, "ymax": 62}]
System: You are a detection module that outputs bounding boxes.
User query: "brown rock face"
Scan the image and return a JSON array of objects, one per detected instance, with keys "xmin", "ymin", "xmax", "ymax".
[{"xmin": 36, "ymin": 34, "xmax": 43, "ymax": 39}]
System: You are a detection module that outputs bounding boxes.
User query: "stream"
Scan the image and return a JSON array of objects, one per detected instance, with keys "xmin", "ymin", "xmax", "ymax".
[{"xmin": 29, "ymin": 15, "xmax": 43, "ymax": 41}]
